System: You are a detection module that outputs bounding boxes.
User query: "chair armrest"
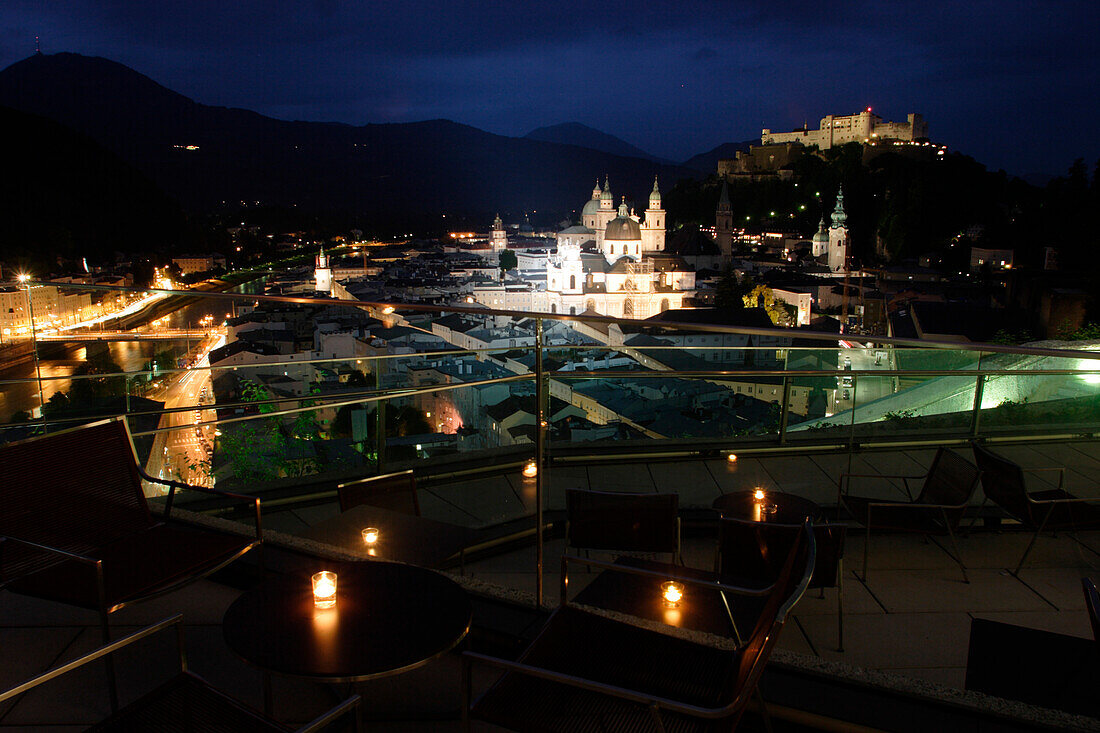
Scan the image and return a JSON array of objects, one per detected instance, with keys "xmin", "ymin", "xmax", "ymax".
[
  {"xmin": 1021, "ymin": 466, "xmax": 1065, "ymax": 489},
  {"xmin": 864, "ymin": 501, "xmax": 969, "ymax": 511},
  {"xmin": 139, "ymin": 467, "xmax": 263, "ymax": 542},
  {"xmin": 295, "ymin": 694, "xmax": 361, "ymax": 733},
  {"xmin": 560, "ymin": 554, "xmax": 774, "ymax": 608},
  {"xmin": 839, "ymin": 472, "xmax": 924, "ymax": 501},
  {"xmin": 463, "ymin": 651, "xmax": 735, "ymax": 719},
  {"xmin": 0, "ymin": 615, "xmax": 183, "ymax": 704},
  {"xmin": 1025, "ymin": 494, "xmax": 1100, "ymax": 505},
  {"xmin": 0, "ymin": 534, "xmax": 103, "ymax": 567}
]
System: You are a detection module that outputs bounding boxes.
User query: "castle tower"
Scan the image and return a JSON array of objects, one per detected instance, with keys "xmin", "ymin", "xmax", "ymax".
[
  {"xmin": 490, "ymin": 213, "xmax": 508, "ymax": 256},
  {"xmin": 715, "ymin": 179, "xmax": 733, "ymax": 257},
  {"xmin": 641, "ymin": 176, "xmax": 666, "ymax": 252},
  {"xmin": 827, "ymin": 187, "xmax": 849, "ymax": 272},
  {"xmin": 315, "ymin": 247, "xmax": 332, "ymax": 294}
]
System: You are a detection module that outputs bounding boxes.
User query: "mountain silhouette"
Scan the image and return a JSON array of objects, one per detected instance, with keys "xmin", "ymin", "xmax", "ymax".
[
  {"xmin": 524, "ymin": 122, "xmax": 670, "ymax": 164},
  {"xmin": 0, "ymin": 53, "xmax": 704, "ymax": 229},
  {"xmin": 0, "ymin": 103, "xmax": 198, "ymax": 264}
]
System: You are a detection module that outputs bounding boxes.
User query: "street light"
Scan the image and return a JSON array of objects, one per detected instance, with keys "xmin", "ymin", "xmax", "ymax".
[{"xmin": 18, "ymin": 274, "xmax": 45, "ymax": 416}]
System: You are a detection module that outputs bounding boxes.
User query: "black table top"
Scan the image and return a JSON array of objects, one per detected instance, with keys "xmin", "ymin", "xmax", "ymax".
[
  {"xmin": 298, "ymin": 505, "xmax": 479, "ymax": 569},
  {"xmin": 712, "ymin": 490, "xmax": 822, "ymax": 524},
  {"xmin": 571, "ymin": 557, "xmax": 761, "ymax": 639},
  {"xmin": 223, "ymin": 561, "xmax": 472, "ymax": 683}
]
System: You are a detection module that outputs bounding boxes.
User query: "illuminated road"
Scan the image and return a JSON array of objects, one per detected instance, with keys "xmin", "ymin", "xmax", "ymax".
[{"xmin": 143, "ymin": 333, "xmax": 225, "ymax": 493}]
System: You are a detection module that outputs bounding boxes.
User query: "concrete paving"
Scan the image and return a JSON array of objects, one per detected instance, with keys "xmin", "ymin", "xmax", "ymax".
[{"xmin": 3, "ymin": 442, "xmax": 1099, "ymax": 730}]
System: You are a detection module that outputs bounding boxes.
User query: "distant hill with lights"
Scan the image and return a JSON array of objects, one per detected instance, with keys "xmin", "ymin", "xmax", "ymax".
[
  {"xmin": 0, "ymin": 103, "xmax": 199, "ymax": 265},
  {"xmin": 0, "ymin": 53, "xmax": 709, "ymax": 230}
]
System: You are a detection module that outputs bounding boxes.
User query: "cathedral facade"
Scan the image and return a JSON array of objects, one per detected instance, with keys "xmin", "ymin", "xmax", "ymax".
[{"xmin": 542, "ymin": 177, "xmax": 694, "ymax": 319}]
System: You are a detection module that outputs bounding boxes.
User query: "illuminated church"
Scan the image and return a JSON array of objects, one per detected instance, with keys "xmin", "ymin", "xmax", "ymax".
[{"xmin": 543, "ymin": 177, "xmax": 694, "ymax": 319}]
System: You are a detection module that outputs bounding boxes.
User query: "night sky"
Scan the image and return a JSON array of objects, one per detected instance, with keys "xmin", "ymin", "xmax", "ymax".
[{"xmin": 1, "ymin": 1, "xmax": 1097, "ymax": 177}]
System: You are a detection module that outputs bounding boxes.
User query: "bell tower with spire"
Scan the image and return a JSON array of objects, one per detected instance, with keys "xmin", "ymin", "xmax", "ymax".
[
  {"xmin": 715, "ymin": 179, "xmax": 733, "ymax": 257},
  {"xmin": 827, "ymin": 187, "xmax": 849, "ymax": 272},
  {"xmin": 315, "ymin": 246, "xmax": 332, "ymax": 294},
  {"xmin": 595, "ymin": 176, "xmax": 616, "ymax": 245},
  {"xmin": 490, "ymin": 213, "xmax": 508, "ymax": 258},
  {"xmin": 641, "ymin": 176, "xmax": 666, "ymax": 252}
]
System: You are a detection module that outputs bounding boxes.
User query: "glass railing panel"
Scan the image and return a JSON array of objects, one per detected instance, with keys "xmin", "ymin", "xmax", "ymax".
[
  {"xmin": 978, "ymin": 370, "xmax": 1100, "ymax": 436},
  {"xmin": 852, "ymin": 372, "xmax": 977, "ymax": 439},
  {"xmin": 550, "ymin": 371, "xmax": 782, "ymax": 444}
]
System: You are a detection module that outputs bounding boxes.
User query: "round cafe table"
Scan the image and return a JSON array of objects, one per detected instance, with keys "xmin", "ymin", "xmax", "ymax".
[
  {"xmin": 712, "ymin": 490, "xmax": 822, "ymax": 524},
  {"xmin": 223, "ymin": 560, "xmax": 472, "ymax": 685}
]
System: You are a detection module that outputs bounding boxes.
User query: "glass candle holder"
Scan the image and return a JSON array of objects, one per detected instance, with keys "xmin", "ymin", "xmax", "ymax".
[
  {"xmin": 361, "ymin": 527, "xmax": 380, "ymax": 545},
  {"xmin": 660, "ymin": 580, "xmax": 684, "ymax": 608},
  {"xmin": 311, "ymin": 571, "xmax": 337, "ymax": 609},
  {"xmin": 522, "ymin": 461, "xmax": 538, "ymax": 478}
]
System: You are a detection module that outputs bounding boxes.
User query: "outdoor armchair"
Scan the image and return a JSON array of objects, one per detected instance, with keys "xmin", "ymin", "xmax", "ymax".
[
  {"xmin": 337, "ymin": 469, "xmax": 419, "ymax": 515},
  {"xmin": 0, "ymin": 615, "xmax": 360, "ymax": 731},
  {"xmin": 839, "ymin": 447, "xmax": 980, "ymax": 582},
  {"xmin": 0, "ymin": 417, "xmax": 262, "ymax": 708},
  {"xmin": 464, "ymin": 522, "xmax": 815, "ymax": 732},
  {"xmin": 565, "ymin": 488, "xmax": 681, "ymax": 565},
  {"xmin": 1085, "ymin": 578, "xmax": 1100, "ymax": 643},
  {"xmin": 718, "ymin": 517, "xmax": 848, "ymax": 651},
  {"xmin": 971, "ymin": 441, "xmax": 1100, "ymax": 574}
]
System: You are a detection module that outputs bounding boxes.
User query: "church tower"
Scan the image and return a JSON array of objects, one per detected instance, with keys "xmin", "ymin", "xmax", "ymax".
[
  {"xmin": 490, "ymin": 213, "xmax": 508, "ymax": 257},
  {"xmin": 595, "ymin": 176, "xmax": 616, "ymax": 245},
  {"xmin": 811, "ymin": 215, "xmax": 829, "ymax": 258},
  {"xmin": 641, "ymin": 176, "xmax": 666, "ymax": 252},
  {"xmin": 315, "ymin": 247, "xmax": 332, "ymax": 295},
  {"xmin": 715, "ymin": 179, "xmax": 733, "ymax": 257},
  {"xmin": 581, "ymin": 179, "xmax": 602, "ymax": 230},
  {"xmin": 827, "ymin": 187, "xmax": 849, "ymax": 272}
]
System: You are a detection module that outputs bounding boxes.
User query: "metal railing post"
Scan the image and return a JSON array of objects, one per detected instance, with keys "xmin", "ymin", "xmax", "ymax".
[
  {"xmin": 534, "ymin": 317, "xmax": 546, "ymax": 607},
  {"xmin": 971, "ymin": 352, "xmax": 986, "ymax": 437},
  {"xmin": 375, "ymin": 365, "xmax": 386, "ymax": 474},
  {"xmin": 25, "ymin": 283, "xmax": 45, "ymax": 419}
]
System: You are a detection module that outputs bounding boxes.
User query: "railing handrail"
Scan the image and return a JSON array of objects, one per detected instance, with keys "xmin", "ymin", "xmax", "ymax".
[{"xmin": 17, "ymin": 279, "xmax": 1100, "ymax": 361}]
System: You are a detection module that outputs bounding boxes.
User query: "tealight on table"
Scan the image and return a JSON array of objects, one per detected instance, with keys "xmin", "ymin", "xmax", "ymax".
[
  {"xmin": 712, "ymin": 490, "xmax": 822, "ymax": 524},
  {"xmin": 298, "ymin": 504, "xmax": 479, "ymax": 569},
  {"xmin": 223, "ymin": 560, "xmax": 472, "ymax": 714}
]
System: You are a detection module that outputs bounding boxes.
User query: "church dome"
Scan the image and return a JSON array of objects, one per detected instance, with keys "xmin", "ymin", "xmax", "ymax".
[
  {"xmin": 604, "ymin": 215, "xmax": 641, "ymax": 241},
  {"xmin": 582, "ymin": 198, "xmax": 601, "ymax": 216}
]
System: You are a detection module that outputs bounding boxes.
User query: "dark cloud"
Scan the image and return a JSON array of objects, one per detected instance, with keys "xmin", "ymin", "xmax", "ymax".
[{"xmin": 0, "ymin": 0, "xmax": 1098, "ymax": 174}]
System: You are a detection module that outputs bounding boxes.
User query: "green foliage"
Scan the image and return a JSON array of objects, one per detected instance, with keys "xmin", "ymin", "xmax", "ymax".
[
  {"xmin": 990, "ymin": 328, "xmax": 1034, "ymax": 345},
  {"xmin": 498, "ymin": 249, "xmax": 518, "ymax": 271},
  {"xmin": 742, "ymin": 284, "xmax": 794, "ymax": 326},
  {"xmin": 714, "ymin": 268, "xmax": 748, "ymax": 311},
  {"xmin": 1055, "ymin": 321, "xmax": 1100, "ymax": 341},
  {"xmin": 882, "ymin": 408, "xmax": 916, "ymax": 423}
]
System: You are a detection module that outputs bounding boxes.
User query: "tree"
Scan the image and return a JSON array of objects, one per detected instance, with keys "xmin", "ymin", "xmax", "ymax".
[
  {"xmin": 498, "ymin": 250, "xmax": 517, "ymax": 272},
  {"xmin": 743, "ymin": 284, "xmax": 794, "ymax": 327}
]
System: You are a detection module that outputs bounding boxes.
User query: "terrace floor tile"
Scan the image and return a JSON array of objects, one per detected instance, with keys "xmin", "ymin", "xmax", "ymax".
[{"xmin": 861, "ymin": 568, "xmax": 1049, "ymax": 614}]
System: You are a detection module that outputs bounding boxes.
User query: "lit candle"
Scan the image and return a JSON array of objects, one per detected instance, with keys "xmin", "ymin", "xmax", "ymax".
[
  {"xmin": 522, "ymin": 461, "xmax": 538, "ymax": 478},
  {"xmin": 660, "ymin": 581, "xmax": 684, "ymax": 608},
  {"xmin": 361, "ymin": 527, "xmax": 380, "ymax": 545},
  {"xmin": 311, "ymin": 571, "xmax": 337, "ymax": 608},
  {"xmin": 727, "ymin": 453, "xmax": 738, "ymax": 463},
  {"xmin": 753, "ymin": 489, "xmax": 765, "ymax": 522}
]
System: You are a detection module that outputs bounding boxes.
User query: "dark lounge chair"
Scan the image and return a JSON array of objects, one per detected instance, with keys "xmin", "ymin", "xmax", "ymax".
[
  {"xmin": 0, "ymin": 418, "xmax": 262, "ymax": 643},
  {"xmin": 464, "ymin": 522, "xmax": 816, "ymax": 732},
  {"xmin": 565, "ymin": 488, "xmax": 681, "ymax": 565},
  {"xmin": 972, "ymin": 441, "xmax": 1100, "ymax": 574},
  {"xmin": 718, "ymin": 517, "xmax": 848, "ymax": 651},
  {"xmin": 337, "ymin": 469, "xmax": 419, "ymax": 515},
  {"xmin": 0, "ymin": 615, "xmax": 360, "ymax": 730},
  {"xmin": 1084, "ymin": 577, "xmax": 1099, "ymax": 643},
  {"xmin": 839, "ymin": 447, "xmax": 980, "ymax": 582}
]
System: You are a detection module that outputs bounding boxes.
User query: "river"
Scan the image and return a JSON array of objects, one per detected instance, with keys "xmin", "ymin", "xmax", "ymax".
[{"xmin": 0, "ymin": 278, "xmax": 267, "ymax": 420}]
